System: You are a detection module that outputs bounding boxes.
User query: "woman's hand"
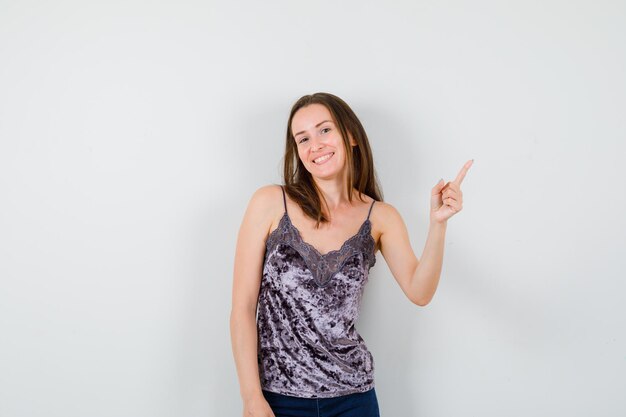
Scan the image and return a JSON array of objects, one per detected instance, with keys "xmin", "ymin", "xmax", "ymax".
[
  {"xmin": 243, "ymin": 394, "xmax": 275, "ymax": 417},
  {"xmin": 430, "ymin": 159, "xmax": 473, "ymax": 224}
]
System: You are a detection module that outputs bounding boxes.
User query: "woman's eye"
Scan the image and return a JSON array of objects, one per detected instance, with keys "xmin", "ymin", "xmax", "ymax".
[
  {"xmin": 298, "ymin": 137, "xmax": 308, "ymax": 144},
  {"xmin": 321, "ymin": 127, "xmax": 331, "ymax": 134}
]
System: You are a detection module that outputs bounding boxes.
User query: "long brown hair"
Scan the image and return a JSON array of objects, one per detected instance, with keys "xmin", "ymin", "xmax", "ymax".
[{"xmin": 281, "ymin": 92, "xmax": 383, "ymax": 228}]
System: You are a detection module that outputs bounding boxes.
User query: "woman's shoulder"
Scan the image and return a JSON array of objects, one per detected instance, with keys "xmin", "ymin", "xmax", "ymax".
[
  {"xmin": 368, "ymin": 197, "xmax": 394, "ymax": 215},
  {"xmin": 368, "ymin": 199, "xmax": 403, "ymax": 232},
  {"xmin": 252, "ymin": 183, "xmax": 283, "ymax": 199},
  {"xmin": 247, "ymin": 184, "xmax": 284, "ymax": 216}
]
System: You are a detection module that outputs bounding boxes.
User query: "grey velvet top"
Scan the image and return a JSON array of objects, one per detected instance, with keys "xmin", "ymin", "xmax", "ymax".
[{"xmin": 256, "ymin": 185, "xmax": 377, "ymax": 398}]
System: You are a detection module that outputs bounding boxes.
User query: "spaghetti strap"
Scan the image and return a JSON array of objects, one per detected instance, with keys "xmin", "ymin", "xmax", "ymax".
[
  {"xmin": 366, "ymin": 199, "xmax": 375, "ymax": 221},
  {"xmin": 280, "ymin": 185, "xmax": 288, "ymax": 215}
]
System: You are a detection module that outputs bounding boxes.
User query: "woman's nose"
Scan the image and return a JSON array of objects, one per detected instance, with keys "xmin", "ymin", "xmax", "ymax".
[{"xmin": 310, "ymin": 134, "xmax": 325, "ymax": 150}]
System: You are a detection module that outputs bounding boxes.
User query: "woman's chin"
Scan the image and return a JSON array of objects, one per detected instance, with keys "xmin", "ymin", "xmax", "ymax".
[{"xmin": 311, "ymin": 168, "xmax": 346, "ymax": 181}]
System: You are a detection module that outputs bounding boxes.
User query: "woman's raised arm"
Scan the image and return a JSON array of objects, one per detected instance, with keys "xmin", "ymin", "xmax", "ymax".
[{"xmin": 378, "ymin": 159, "xmax": 473, "ymax": 306}]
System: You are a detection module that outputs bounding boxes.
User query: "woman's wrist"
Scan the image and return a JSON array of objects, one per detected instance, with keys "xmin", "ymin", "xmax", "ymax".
[
  {"xmin": 241, "ymin": 387, "xmax": 264, "ymax": 402},
  {"xmin": 429, "ymin": 217, "xmax": 448, "ymax": 228}
]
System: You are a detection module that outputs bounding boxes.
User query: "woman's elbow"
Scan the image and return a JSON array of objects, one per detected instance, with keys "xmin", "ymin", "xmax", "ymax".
[{"xmin": 410, "ymin": 295, "xmax": 431, "ymax": 307}]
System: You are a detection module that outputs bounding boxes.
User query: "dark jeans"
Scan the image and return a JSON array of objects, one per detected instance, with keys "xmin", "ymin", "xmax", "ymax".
[{"xmin": 262, "ymin": 387, "xmax": 380, "ymax": 417}]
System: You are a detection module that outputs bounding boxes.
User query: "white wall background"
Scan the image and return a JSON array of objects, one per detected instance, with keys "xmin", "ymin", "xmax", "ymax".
[{"xmin": 1, "ymin": 0, "xmax": 624, "ymax": 416}]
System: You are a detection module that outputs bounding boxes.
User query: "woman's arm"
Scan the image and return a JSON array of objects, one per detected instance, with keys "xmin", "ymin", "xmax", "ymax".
[
  {"xmin": 376, "ymin": 202, "xmax": 423, "ymax": 305},
  {"xmin": 379, "ymin": 160, "xmax": 472, "ymax": 306},
  {"xmin": 410, "ymin": 220, "xmax": 448, "ymax": 306},
  {"xmin": 378, "ymin": 204, "xmax": 449, "ymax": 306},
  {"xmin": 230, "ymin": 185, "xmax": 277, "ymax": 415}
]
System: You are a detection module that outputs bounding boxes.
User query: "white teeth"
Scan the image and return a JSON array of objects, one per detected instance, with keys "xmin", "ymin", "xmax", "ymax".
[{"xmin": 313, "ymin": 153, "xmax": 334, "ymax": 164}]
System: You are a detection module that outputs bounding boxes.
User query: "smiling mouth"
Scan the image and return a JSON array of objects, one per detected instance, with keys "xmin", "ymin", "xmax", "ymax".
[{"xmin": 313, "ymin": 152, "xmax": 334, "ymax": 164}]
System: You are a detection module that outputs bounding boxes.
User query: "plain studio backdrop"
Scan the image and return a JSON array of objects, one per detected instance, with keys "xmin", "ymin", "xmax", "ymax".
[{"xmin": 0, "ymin": 0, "xmax": 624, "ymax": 416}]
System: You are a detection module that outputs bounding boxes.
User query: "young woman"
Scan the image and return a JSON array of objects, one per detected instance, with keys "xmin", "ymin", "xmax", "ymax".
[{"xmin": 230, "ymin": 92, "xmax": 473, "ymax": 417}]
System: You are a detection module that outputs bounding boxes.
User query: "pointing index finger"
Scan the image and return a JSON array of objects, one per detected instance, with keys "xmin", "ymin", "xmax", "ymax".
[{"xmin": 454, "ymin": 159, "xmax": 474, "ymax": 185}]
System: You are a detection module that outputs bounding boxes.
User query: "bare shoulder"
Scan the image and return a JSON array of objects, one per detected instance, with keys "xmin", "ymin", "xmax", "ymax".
[
  {"xmin": 371, "ymin": 199, "xmax": 417, "ymax": 275},
  {"xmin": 371, "ymin": 200, "xmax": 404, "ymax": 231},
  {"xmin": 369, "ymin": 200, "xmax": 405, "ymax": 253},
  {"xmin": 249, "ymin": 183, "xmax": 283, "ymax": 208},
  {"xmin": 244, "ymin": 184, "xmax": 284, "ymax": 237}
]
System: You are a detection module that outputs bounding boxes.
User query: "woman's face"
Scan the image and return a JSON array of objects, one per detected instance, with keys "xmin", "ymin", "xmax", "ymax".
[{"xmin": 291, "ymin": 103, "xmax": 356, "ymax": 180}]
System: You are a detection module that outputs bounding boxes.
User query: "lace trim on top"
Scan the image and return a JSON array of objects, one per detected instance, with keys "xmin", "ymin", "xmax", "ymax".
[{"xmin": 265, "ymin": 212, "xmax": 377, "ymax": 287}]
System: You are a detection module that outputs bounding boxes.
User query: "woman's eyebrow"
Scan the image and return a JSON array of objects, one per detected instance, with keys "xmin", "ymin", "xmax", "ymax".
[{"xmin": 293, "ymin": 120, "xmax": 333, "ymax": 137}]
